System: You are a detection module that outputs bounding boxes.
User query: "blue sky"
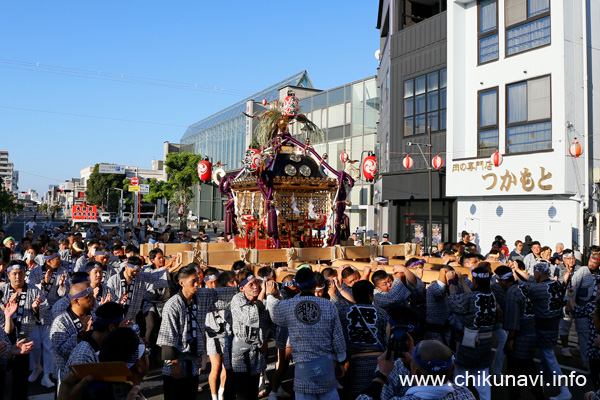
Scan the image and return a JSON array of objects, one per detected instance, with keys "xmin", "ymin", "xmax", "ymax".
[{"xmin": 0, "ymin": 1, "xmax": 380, "ymax": 196}]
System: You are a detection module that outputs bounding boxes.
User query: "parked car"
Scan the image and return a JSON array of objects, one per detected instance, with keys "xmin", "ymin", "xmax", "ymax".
[
  {"xmin": 122, "ymin": 212, "xmax": 131, "ymax": 223},
  {"xmin": 187, "ymin": 211, "xmax": 198, "ymax": 222},
  {"xmin": 100, "ymin": 212, "xmax": 111, "ymax": 223}
]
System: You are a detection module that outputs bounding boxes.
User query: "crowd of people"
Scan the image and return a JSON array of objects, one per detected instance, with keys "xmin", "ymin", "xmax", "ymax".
[{"xmin": 1, "ymin": 220, "xmax": 600, "ymax": 400}]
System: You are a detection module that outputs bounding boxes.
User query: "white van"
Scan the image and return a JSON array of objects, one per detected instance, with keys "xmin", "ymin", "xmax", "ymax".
[{"xmin": 100, "ymin": 212, "xmax": 111, "ymax": 223}]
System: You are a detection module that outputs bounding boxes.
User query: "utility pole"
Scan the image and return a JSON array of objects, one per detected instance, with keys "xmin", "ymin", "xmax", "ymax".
[{"xmin": 428, "ymin": 123, "xmax": 433, "ymax": 255}]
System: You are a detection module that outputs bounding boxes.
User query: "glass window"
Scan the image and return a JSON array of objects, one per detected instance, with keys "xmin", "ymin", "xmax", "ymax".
[
  {"xmin": 328, "ymin": 87, "xmax": 344, "ymax": 105},
  {"xmin": 328, "ymin": 126, "xmax": 343, "ymax": 140},
  {"xmin": 415, "ymin": 115, "xmax": 427, "ymax": 135},
  {"xmin": 299, "ymin": 98, "xmax": 312, "ymax": 113},
  {"xmin": 479, "ymin": 129, "xmax": 499, "ymax": 157},
  {"xmin": 505, "ymin": 0, "xmax": 550, "ymax": 56},
  {"xmin": 479, "ymin": 90, "xmax": 498, "ymax": 127},
  {"xmin": 506, "ymin": 76, "xmax": 552, "ymax": 154},
  {"xmin": 440, "ymin": 88, "xmax": 447, "ymax": 109},
  {"xmin": 440, "ymin": 110, "xmax": 447, "ymax": 130},
  {"xmin": 427, "ymin": 92, "xmax": 439, "ymax": 112},
  {"xmin": 415, "ymin": 76, "xmax": 426, "ymax": 95},
  {"xmin": 528, "ymin": 0, "xmax": 549, "ymax": 17},
  {"xmin": 313, "ymin": 109, "xmax": 322, "ymax": 128},
  {"xmin": 428, "ymin": 72, "xmax": 438, "ymax": 91},
  {"xmin": 352, "ymin": 135, "xmax": 363, "ymax": 152},
  {"xmin": 403, "ymin": 69, "xmax": 446, "ymax": 136},
  {"xmin": 507, "ymin": 82, "xmax": 527, "ymax": 123},
  {"xmin": 415, "ymin": 95, "xmax": 426, "ymax": 115},
  {"xmin": 328, "ymin": 104, "xmax": 344, "ymax": 127},
  {"xmin": 345, "ymin": 102, "xmax": 352, "ymax": 125},
  {"xmin": 313, "ymin": 92, "xmax": 327, "ymax": 109},
  {"xmin": 404, "ymin": 98, "xmax": 414, "ymax": 117},
  {"xmin": 479, "ymin": 34, "xmax": 499, "ymax": 64},
  {"xmin": 478, "ymin": 88, "xmax": 498, "ymax": 157},
  {"xmin": 352, "ymin": 82, "xmax": 364, "ymax": 136},
  {"xmin": 427, "ymin": 112, "xmax": 439, "ymax": 132},
  {"xmin": 345, "ymin": 85, "xmax": 352, "ymax": 101},
  {"xmin": 480, "ymin": 0, "xmax": 498, "ymax": 33},
  {"xmin": 479, "ymin": 0, "xmax": 499, "ymax": 64},
  {"xmin": 404, "ymin": 117, "xmax": 414, "ymax": 136},
  {"xmin": 505, "ymin": 0, "xmax": 527, "ymax": 26},
  {"xmin": 404, "ymin": 80, "xmax": 414, "ymax": 98}
]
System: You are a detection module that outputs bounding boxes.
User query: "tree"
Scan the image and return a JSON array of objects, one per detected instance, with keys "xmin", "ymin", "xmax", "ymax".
[
  {"xmin": 85, "ymin": 164, "xmax": 125, "ymax": 211},
  {"xmin": 143, "ymin": 178, "xmax": 174, "ymax": 216},
  {"xmin": 164, "ymin": 152, "xmax": 202, "ymax": 224},
  {"xmin": 0, "ymin": 188, "xmax": 18, "ymax": 214}
]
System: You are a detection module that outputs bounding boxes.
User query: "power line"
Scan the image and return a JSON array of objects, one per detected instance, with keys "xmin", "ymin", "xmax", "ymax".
[
  {"xmin": 0, "ymin": 58, "xmax": 255, "ymax": 96},
  {"xmin": 0, "ymin": 104, "xmax": 188, "ymax": 128},
  {"xmin": 17, "ymin": 170, "xmax": 65, "ymax": 182}
]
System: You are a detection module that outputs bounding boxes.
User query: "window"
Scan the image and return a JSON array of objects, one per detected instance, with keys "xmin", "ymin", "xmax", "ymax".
[
  {"xmin": 478, "ymin": 88, "xmax": 498, "ymax": 157},
  {"xmin": 478, "ymin": 0, "xmax": 498, "ymax": 64},
  {"xmin": 506, "ymin": 75, "xmax": 551, "ymax": 153},
  {"xmin": 505, "ymin": 0, "xmax": 550, "ymax": 56},
  {"xmin": 404, "ymin": 69, "xmax": 447, "ymax": 136}
]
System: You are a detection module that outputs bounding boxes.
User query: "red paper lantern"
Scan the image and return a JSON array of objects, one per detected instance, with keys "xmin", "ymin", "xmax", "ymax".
[
  {"xmin": 283, "ymin": 90, "xmax": 299, "ymax": 117},
  {"xmin": 569, "ymin": 141, "xmax": 582, "ymax": 158},
  {"xmin": 403, "ymin": 155, "xmax": 414, "ymax": 170},
  {"xmin": 263, "ymin": 216, "xmax": 268, "ymax": 229},
  {"xmin": 262, "ymin": 98, "xmax": 268, "ymax": 106},
  {"xmin": 243, "ymin": 148, "xmax": 262, "ymax": 173},
  {"xmin": 432, "ymin": 155, "xmax": 443, "ymax": 170},
  {"xmin": 363, "ymin": 155, "xmax": 378, "ymax": 180},
  {"xmin": 490, "ymin": 151, "xmax": 503, "ymax": 167},
  {"xmin": 197, "ymin": 159, "xmax": 212, "ymax": 181},
  {"xmin": 340, "ymin": 151, "xmax": 349, "ymax": 163}
]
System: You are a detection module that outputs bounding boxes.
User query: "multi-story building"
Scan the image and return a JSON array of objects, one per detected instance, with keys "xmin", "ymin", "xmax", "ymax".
[
  {"xmin": 180, "ymin": 72, "xmax": 381, "ymax": 235},
  {"xmin": 0, "ymin": 151, "xmax": 17, "ymax": 194},
  {"xmin": 376, "ymin": 0, "xmax": 452, "ymax": 247},
  {"xmin": 447, "ymin": 0, "xmax": 600, "ymax": 251}
]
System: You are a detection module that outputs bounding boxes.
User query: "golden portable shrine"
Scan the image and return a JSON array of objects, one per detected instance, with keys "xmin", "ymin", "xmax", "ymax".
[{"xmin": 198, "ymin": 90, "xmax": 378, "ymax": 250}]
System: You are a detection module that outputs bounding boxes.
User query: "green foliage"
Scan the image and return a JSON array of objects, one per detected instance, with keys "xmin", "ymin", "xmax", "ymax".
[
  {"xmin": 0, "ymin": 188, "xmax": 18, "ymax": 214},
  {"xmin": 144, "ymin": 178, "xmax": 173, "ymax": 204},
  {"xmin": 38, "ymin": 204, "xmax": 48, "ymax": 213},
  {"xmin": 164, "ymin": 152, "xmax": 202, "ymax": 219},
  {"xmin": 50, "ymin": 204, "xmax": 63, "ymax": 213},
  {"xmin": 85, "ymin": 164, "xmax": 125, "ymax": 212}
]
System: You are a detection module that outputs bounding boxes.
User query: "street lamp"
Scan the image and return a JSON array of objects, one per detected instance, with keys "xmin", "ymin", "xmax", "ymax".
[{"xmin": 406, "ymin": 121, "xmax": 434, "ymax": 254}]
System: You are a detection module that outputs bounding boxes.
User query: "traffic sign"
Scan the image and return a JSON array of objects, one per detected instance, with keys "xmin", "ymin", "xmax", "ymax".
[
  {"xmin": 128, "ymin": 185, "xmax": 140, "ymax": 192},
  {"xmin": 130, "ymin": 177, "xmax": 140, "ymax": 186},
  {"xmin": 99, "ymin": 164, "xmax": 126, "ymax": 174},
  {"xmin": 140, "ymin": 184, "xmax": 149, "ymax": 195}
]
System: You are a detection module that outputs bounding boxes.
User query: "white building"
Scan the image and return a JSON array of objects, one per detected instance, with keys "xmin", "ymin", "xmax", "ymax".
[
  {"xmin": 447, "ymin": 0, "xmax": 600, "ymax": 251},
  {"xmin": 0, "ymin": 151, "xmax": 18, "ymax": 194}
]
